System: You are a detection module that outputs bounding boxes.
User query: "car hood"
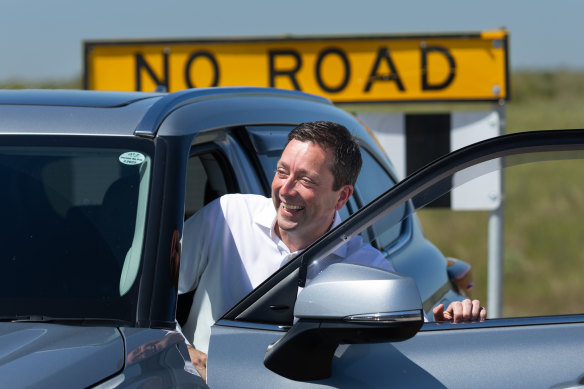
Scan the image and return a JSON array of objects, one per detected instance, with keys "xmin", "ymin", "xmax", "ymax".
[{"xmin": 0, "ymin": 322, "xmax": 124, "ymax": 388}]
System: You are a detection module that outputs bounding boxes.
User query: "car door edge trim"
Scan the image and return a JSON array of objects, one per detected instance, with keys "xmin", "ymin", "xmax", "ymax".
[{"xmin": 215, "ymin": 319, "xmax": 289, "ymax": 332}]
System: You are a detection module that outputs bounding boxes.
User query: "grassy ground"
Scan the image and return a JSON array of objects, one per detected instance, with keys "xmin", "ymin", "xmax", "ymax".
[
  {"xmin": 508, "ymin": 71, "xmax": 584, "ymax": 131},
  {"xmin": 0, "ymin": 77, "xmax": 82, "ymax": 90}
]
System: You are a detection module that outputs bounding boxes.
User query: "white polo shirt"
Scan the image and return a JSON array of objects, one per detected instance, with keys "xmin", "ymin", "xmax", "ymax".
[{"xmin": 178, "ymin": 194, "xmax": 394, "ymax": 353}]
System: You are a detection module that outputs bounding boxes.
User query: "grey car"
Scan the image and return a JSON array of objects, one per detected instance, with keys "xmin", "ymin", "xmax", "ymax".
[{"xmin": 0, "ymin": 87, "xmax": 466, "ymax": 388}]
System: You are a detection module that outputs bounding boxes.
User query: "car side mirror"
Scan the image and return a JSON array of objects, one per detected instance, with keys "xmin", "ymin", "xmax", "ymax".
[{"xmin": 264, "ymin": 263, "xmax": 424, "ymax": 381}]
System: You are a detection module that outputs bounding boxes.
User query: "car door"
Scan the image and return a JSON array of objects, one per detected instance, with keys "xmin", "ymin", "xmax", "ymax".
[{"xmin": 206, "ymin": 129, "xmax": 584, "ymax": 388}]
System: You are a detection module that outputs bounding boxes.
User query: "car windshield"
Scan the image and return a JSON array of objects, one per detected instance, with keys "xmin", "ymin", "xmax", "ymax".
[{"xmin": 0, "ymin": 136, "xmax": 152, "ymax": 322}]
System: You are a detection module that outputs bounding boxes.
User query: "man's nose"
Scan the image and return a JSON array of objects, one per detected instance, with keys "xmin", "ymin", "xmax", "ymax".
[{"xmin": 279, "ymin": 176, "xmax": 297, "ymax": 195}]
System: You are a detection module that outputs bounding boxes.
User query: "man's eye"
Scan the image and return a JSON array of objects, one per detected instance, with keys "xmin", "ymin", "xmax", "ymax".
[{"xmin": 275, "ymin": 169, "xmax": 287, "ymax": 177}]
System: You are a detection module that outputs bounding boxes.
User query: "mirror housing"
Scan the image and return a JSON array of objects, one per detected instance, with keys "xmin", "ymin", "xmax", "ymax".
[{"xmin": 264, "ymin": 263, "xmax": 423, "ymax": 381}]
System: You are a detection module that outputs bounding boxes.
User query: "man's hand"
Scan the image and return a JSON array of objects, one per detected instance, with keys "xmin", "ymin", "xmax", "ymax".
[
  {"xmin": 433, "ymin": 299, "xmax": 486, "ymax": 323},
  {"xmin": 187, "ymin": 345, "xmax": 207, "ymax": 382}
]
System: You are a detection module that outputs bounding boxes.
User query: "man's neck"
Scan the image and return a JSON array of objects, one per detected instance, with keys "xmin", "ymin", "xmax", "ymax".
[{"xmin": 277, "ymin": 232, "xmax": 310, "ymax": 253}]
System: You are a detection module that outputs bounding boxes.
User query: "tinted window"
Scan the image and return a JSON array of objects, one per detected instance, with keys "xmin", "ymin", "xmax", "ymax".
[{"xmin": 0, "ymin": 138, "xmax": 152, "ymax": 322}]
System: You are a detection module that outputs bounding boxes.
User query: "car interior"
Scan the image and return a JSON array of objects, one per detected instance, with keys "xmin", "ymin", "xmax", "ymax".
[{"xmin": 177, "ymin": 149, "xmax": 235, "ymax": 326}]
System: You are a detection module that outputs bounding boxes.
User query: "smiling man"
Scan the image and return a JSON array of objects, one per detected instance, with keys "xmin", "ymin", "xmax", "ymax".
[
  {"xmin": 179, "ymin": 121, "xmax": 485, "ymax": 381},
  {"xmin": 272, "ymin": 129, "xmax": 354, "ymax": 252}
]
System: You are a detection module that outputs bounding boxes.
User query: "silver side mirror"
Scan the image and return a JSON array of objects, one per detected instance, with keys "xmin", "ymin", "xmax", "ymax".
[{"xmin": 264, "ymin": 263, "xmax": 424, "ymax": 381}]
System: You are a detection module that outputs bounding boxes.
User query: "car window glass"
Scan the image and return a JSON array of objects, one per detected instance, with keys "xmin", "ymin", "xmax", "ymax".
[
  {"xmin": 0, "ymin": 142, "xmax": 151, "ymax": 320},
  {"xmin": 418, "ymin": 154, "xmax": 584, "ymax": 318},
  {"xmin": 355, "ymin": 149, "xmax": 405, "ymax": 251},
  {"xmin": 297, "ymin": 133, "xmax": 584, "ymax": 322}
]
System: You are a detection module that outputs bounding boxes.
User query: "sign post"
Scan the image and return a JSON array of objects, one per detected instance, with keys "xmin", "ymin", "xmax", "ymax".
[{"xmin": 487, "ymin": 102, "xmax": 506, "ymax": 319}]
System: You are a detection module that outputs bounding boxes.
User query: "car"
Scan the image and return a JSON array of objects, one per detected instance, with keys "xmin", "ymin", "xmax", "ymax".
[{"xmin": 0, "ymin": 87, "xmax": 467, "ymax": 388}]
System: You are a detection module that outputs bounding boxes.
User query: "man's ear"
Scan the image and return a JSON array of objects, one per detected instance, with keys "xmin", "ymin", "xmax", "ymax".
[{"xmin": 335, "ymin": 185, "xmax": 354, "ymax": 210}]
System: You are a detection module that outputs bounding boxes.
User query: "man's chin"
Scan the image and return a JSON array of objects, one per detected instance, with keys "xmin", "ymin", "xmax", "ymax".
[
  {"xmin": 276, "ymin": 213, "xmax": 301, "ymax": 231},
  {"xmin": 276, "ymin": 220, "xmax": 298, "ymax": 232}
]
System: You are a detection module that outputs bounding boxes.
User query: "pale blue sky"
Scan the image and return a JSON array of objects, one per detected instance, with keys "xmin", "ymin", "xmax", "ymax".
[{"xmin": 1, "ymin": 0, "xmax": 582, "ymax": 81}]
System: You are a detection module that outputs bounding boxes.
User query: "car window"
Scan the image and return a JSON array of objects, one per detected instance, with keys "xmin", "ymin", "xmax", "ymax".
[
  {"xmin": 354, "ymin": 148, "xmax": 405, "ymax": 251},
  {"xmin": 418, "ymin": 153, "xmax": 584, "ymax": 318},
  {"xmin": 0, "ymin": 138, "xmax": 152, "ymax": 322}
]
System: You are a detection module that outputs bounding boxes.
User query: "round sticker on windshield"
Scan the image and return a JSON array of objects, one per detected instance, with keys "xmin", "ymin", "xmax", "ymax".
[{"xmin": 119, "ymin": 152, "xmax": 146, "ymax": 165}]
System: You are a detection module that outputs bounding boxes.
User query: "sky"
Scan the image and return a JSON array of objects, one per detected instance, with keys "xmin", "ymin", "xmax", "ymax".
[{"xmin": 1, "ymin": 0, "xmax": 583, "ymax": 82}]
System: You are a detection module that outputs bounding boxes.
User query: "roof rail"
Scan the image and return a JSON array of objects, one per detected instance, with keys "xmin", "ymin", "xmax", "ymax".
[{"xmin": 133, "ymin": 87, "xmax": 330, "ymax": 138}]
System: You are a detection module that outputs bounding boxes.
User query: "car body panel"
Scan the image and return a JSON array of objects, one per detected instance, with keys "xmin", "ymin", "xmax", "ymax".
[
  {"xmin": 0, "ymin": 89, "xmax": 160, "ymax": 108},
  {"xmin": 0, "ymin": 93, "xmax": 159, "ymax": 136},
  {"xmin": 157, "ymin": 93, "xmax": 360, "ymax": 139},
  {"xmin": 209, "ymin": 318, "xmax": 584, "ymax": 389},
  {"xmin": 0, "ymin": 323, "xmax": 123, "ymax": 388},
  {"xmin": 117, "ymin": 328, "xmax": 208, "ymax": 388}
]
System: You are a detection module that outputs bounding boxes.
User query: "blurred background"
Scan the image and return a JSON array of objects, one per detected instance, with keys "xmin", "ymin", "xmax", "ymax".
[{"xmin": 2, "ymin": 0, "xmax": 582, "ymax": 317}]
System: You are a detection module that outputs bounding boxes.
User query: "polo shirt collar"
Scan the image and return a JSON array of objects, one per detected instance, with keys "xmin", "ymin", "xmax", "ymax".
[{"xmin": 255, "ymin": 198, "xmax": 277, "ymax": 232}]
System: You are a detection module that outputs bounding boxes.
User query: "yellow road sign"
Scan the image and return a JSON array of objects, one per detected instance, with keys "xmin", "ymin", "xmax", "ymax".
[{"xmin": 84, "ymin": 30, "xmax": 509, "ymax": 103}]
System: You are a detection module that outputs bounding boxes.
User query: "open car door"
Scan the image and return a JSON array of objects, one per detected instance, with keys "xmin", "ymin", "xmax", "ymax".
[{"xmin": 208, "ymin": 129, "xmax": 584, "ymax": 389}]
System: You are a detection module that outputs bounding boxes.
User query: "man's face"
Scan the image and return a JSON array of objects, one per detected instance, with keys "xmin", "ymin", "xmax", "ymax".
[{"xmin": 272, "ymin": 139, "xmax": 352, "ymax": 250}]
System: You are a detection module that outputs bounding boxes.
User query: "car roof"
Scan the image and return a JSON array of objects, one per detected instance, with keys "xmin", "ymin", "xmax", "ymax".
[
  {"xmin": 0, "ymin": 87, "xmax": 391, "ymax": 171},
  {"xmin": 0, "ymin": 88, "xmax": 332, "ymax": 137},
  {"xmin": 0, "ymin": 89, "xmax": 162, "ymax": 108}
]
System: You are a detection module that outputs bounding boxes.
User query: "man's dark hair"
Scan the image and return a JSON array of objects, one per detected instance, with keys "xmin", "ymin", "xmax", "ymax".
[{"xmin": 287, "ymin": 121, "xmax": 362, "ymax": 190}]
